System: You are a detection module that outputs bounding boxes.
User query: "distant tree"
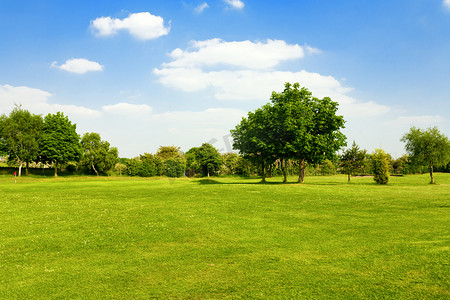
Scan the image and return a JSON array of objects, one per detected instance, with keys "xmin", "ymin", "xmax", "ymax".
[
  {"xmin": 371, "ymin": 149, "xmax": 390, "ymax": 184},
  {"xmin": 40, "ymin": 112, "xmax": 81, "ymax": 177},
  {"xmin": 185, "ymin": 147, "xmax": 201, "ymax": 177},
  {"xmin": 140, "ymin": 153, "xmax": 164, "ymax": 177},
  {"xmin": 401, "ymin": 127, "xmax": 450, "ymax": 184},
  {"xmin": 155, "ymin": 146, "xmax": 186, "ymax": 177},
  {"xmin": 156, "ymin": 145, "xmax": 183, "ymax": 160},
  {"xmin": 80, "ymin": 132, "xmax": 119, "ymax": 176},
  {"xmin": 115, "ymin": 162, "xmax": 127, "ymax": 176},
  {"xmin": 164, "ymin": 157, "xmax": 186, "ymax": 177},
  {"xmin": 392, "ymin": 155, "xmax": 410, "ymax": 175},
  {"xmin": 194, "ymin": 143, "xmax": 222, "ymax": 177},
  {"xmin": 339, "ymin": 141, "xmax": 367, "ymax": 182},
  {"xmin": 0, "ymin": 106, "xmax": 43, "ymax": 176}
]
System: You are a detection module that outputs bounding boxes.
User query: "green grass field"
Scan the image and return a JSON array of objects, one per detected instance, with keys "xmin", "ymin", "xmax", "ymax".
[{"xmin": 1, "ymin": 174, "xmax": 449, "ymax": 299}]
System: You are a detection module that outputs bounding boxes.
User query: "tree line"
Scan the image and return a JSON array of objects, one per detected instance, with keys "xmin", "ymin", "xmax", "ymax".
[
  {"xmin": 0, "ymin": 106, "xmax": 118, "ymax": 176},
  {"xmin": 231, "ymin": 83, "xmax": 450, "ymax": 184},
  {"xmin": 1, "ymin": 83, "xmax": 449, "ymax": 183}
]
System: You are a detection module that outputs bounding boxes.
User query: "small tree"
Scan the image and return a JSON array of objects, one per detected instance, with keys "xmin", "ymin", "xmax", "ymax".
[
  {"xmin": 80, "ymin": 132, "xmax": 119, "ymax": 176},
  {"xmin": 194, "ymin": 143, "xmax": 222, "ymax": 177},
  {"xmin": 371, "ymin": 149, "xmax": 390, "ymax": 184},
  {"xmin": 339, "ymin": 141, "xmax": 367, "ymax": 182},
  {"xmin": 401, "ymin": 127, "xmax": 450, "ymax": 184}
]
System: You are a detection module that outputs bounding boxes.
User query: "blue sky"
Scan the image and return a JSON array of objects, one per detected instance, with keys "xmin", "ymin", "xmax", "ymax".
[{"xmin": 1, "ymin": 0, "xmax": 449, "ymax": 158}]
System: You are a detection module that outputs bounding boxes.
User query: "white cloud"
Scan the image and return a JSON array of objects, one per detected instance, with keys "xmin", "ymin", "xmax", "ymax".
[
  {"xmin": 154, "ymin": 67, "xmax": 389, "ymax": 118},
  {"xmin": 224, "ymin": 0, "xmax": 244, "ymax": 10},
  {"xmin": 195, "ymin": 2, "xmax": 209, "ymax": 14},
  {"xmin": 154, "ymin": 39, "xmax": 392, "ymax": 118},
  {"xmin": 385, "ymin": 115, "xmax": 446, "ymax": 129},
  {"xmin": 0, "ymin": 84, "xmax": 100, "ymax": 117},
  {"xmin": 164, "ymin": 39, "xmax": 306, "ymax": 70},
  {"xmin": 102, "ymin": 102, "xmax": 152, "ymax": 116},
  {"xmin": 444, "ymin": 0, "xmax": 450, "ymax": 9},
  {"xmin": 51, "ymin": 58, "xmax": 103, "ymax": 74},
  {"xmin": 91, "ymin": 12, "xmax": 170, "ymax": 40}
]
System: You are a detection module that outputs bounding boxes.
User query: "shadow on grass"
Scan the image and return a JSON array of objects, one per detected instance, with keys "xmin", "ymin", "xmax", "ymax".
[
  {"xmin": 197, "ymin": 178, "xmax": 339, "ymax": 186},
  {"xmin": 195, "ymin": 177, "xmax": 416, "ymax": 187}
]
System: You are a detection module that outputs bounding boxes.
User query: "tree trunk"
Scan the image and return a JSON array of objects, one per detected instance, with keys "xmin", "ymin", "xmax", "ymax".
[
  {"xmin": 298, "ymin": 159, "xmax": 306, "ymax": 183},
  {"xmin": 54, "ymin": 162, "xmax": 58, "ymax": 177},
  {"xmin": 430, "ymin": 165, "xmax": 434, "ymax": 184},
  {"xmin": 92, "ymin": 164, "xmax": 99, "ymax": 176},
  {"xmin": 18, "ymin": 164, "xmax": 22, "ymax": 177},
  {"xmin": 282, "ymin": 159, "xmax": 287, "ymax": 183},
  {"xmin": 348, "ymin": 172, "xmax": 351, "ymax": 182},
  {"xmin": 207, "ymin": 168, "xmax": 210, "ymax": 178},
  {"xmin": 26, "ymin": 161, "xmax": 29, "ymax": 176},
  {"xmin": 261, "ymin": 160, "xmax": 266, "ymax": 183}
]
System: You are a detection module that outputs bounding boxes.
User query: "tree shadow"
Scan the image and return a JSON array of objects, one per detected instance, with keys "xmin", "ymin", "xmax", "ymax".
[{"xmin": 198, "ymin": 178, "xmax": 304, "ymax": 185}]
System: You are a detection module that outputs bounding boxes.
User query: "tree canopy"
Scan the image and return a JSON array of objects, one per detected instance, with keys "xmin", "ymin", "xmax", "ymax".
[
  {"xmin": 232, "ymin": 82, "xmax": 347, "ymax": 183},
  {"xmin": 40, "ymin": 112, "xmax": 82, "ymax": 176},
  {"xmin": 193, "ymin": 143, "xmax": 222, "ymax": 177},
  {"xmin": 0, "ymin": 106, "xmax": 43, "ymax": 176},
  {"xmin": 80, "ymin": 132, "xmax": 119, "ymax": 176},
  {"xmin": 401, "ymin": 127, "xmax": 450, "ymax": 184}
]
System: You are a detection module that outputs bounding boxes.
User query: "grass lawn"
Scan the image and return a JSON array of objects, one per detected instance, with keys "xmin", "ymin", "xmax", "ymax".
[{"xmin": 0, "ymin": 174, "xmax": 449, "ymax": 299}]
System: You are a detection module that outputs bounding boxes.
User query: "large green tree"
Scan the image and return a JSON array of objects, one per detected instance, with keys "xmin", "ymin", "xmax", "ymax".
[
  {"xmin": 401, "ymin": 127, "xmax": 450, "ymax": 184},
  {"xmin": 40, "ymin": 112, "xmax": 81, "ymax": 177},
  {"xmin": 80, "ymin": 132, "xmax": 119, "ymax": 176},
  {"xmin": 271, "ymin": 83, "xmax": 346, "ymax": 183},
  {"xmin": 233, "ymin": 82, "xmax": 346, "ymax": 183},
  {"xmin": 0, "ymin": 106, "xmax": 43, "ymax": 176}
]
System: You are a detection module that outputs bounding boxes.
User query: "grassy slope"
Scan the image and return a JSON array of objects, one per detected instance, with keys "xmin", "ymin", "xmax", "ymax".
[{"xmin": 0, "ymin": 174, "xmax": 449, "ymax": 299}]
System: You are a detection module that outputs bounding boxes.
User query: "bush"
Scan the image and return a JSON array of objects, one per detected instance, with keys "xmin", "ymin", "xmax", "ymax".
[
  {"xmin": 371, "ymin": 149, "xmax": 390, "ymax": 184},
  {"xmin": 164, "ymin": 157, "xmax": 185, "ymax": 177}
]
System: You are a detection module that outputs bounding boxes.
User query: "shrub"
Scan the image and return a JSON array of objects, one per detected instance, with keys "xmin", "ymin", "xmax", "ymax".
[
  {"xmin": 371, "ymin": 149, "xmax": 390, "ymax": 184},
  {"xmin": 164, "ymin": 157, "xmax": 185, "ymax": 177}
]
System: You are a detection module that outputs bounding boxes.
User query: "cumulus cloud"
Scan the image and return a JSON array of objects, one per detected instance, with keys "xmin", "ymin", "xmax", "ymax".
[
  {"xmin": 195, "ymin": 2, "xmax": 209, "ymax": 14},
  {"xmin": 164, "ymin": 39, "xmax": 306, "ymax": 70},
  {"xmin": 224, "ymin": 0, "xmax": 244, "ymax": 9},
  {"xmin": 51, "ymin": 58, "xmax": 103, "ymax": 74},
  {"xmin": 0, "ymin": 83, "xmax": 100, "ymax": 117},
  {"xmin": 102, "ymin": 102, "xmax": 152, "ymax": 116},
  {"xmin": 90, "ymin": 12, "xmax": 170, "ymax": 40},
  {"xmin": 153, "ymin": 39, "xmax": 390, "ymax": 118}
]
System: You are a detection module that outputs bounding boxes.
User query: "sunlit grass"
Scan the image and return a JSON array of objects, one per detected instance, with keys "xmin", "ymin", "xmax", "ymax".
[{"xmin": 0, "ymin": 174, "xmax": 449, "ymax": 298}]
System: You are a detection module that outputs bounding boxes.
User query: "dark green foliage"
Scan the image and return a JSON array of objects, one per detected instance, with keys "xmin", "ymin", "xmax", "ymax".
[
  {"xmin": 232, "ymin": 82, "xmax": 346, "ymax": 183},
  {"xmin": 371, "ymin": 149, "xmax": 390, "ymax": 184},
  {"xmin": 80, "ymin": 132, "xmax": 119, "ymax": 176},
  {"xmin": 0, "ymin": 106, "xmax": 43, "ymax": 176},
  {"xmin": 164, "ymin": 157, "xmax": 186, "ymax": 177},
  {"xmin": 193, "ymin": 143, "xmax": 222, "ymax": 177},
  {"xmin": 339, "ymin": 141, "xmax": 367, "ymax": 182},
  {"xmin": 231, "ymin": 104, "xmax": 276, "ymax": 182},
  {"xmin": 401, "ymin": 127, "xmax": 450, "ymax": 184},
  {"xmin": 39, "ymin": 112, "xmax": 81, "ymax": 176}
]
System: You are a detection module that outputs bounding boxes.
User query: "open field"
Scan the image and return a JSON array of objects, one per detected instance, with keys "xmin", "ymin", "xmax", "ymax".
[{"xmin": 0, "ymin": 174, "xmax": 449, "ymax": 299}]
